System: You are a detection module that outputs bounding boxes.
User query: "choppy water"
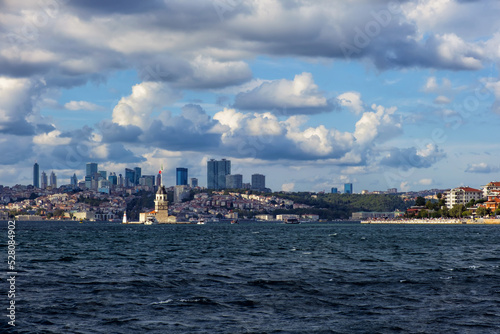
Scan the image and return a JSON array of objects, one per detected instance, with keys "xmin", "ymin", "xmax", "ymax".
[{"xmin": 2, "ymin": 221, "xmax": 500, "ymax": 333}]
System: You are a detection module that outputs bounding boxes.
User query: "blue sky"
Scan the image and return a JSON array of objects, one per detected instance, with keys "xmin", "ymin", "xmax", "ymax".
[{"xmin": 1, "ymin": 0, "xmax": 500, "ymax": 192}]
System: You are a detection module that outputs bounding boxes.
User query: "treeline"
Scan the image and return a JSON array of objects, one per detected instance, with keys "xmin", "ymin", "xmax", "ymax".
[{"xmin": 271, "ymin": 193, "xmax": 412, "ymax": 220}]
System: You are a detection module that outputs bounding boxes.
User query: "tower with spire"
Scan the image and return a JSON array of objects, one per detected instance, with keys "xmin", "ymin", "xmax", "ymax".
[{"xmin": 154, "ymin": 164, "xmax": 170, "ymax": 223}]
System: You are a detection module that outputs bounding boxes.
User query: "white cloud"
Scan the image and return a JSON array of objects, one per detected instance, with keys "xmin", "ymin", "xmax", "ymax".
[
  {"xmin": 418, "ymin": 178, "xmax": 433, "ymax": 186},
  {"xmin": 64, "ymin": 100, "xmax": 104, "ymax": 111},
  {"xmin": 112, "ymin": 81, "xmax": 180, "ymax": 129},
  {"xmin": 338, "ymin": 91, "xmax": 364, "ymax": 115},
  {"xmin": 354, "ymin": 104, "xmax": 402, "ymax": 147},
  {"xmin": 234, "ymin": 72, "xmax": 335, "ymax": 114},
  {"xmin": 434, "ymin": 96, "xmax": 451, "ymax": 104},
  {"xmin": 33, "ymin": 130, "xmax": 71, "ymax": 146},
  {"xmin": 282, "ymin": 183, "xmax": 295, "ymax": 192},
  {"xmin": 465, "ymin": 163, "xmax": 500, "ymax": 174}
]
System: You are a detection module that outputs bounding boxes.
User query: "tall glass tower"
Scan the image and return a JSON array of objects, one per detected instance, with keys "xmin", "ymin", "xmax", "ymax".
[
  {"xmin": 86, "ymin": 163, "xmax": 98, "ymax": 177},
  {"xmin": 344, "ymin": 183, "xmax": 353, "ymax": 194},
  {"xmin": 176, "ymin": 168, "xmax": 188, "ymax": 186},
  {"xmin": 33, "ymin": 162, "xmax": 39, "ymax": 188},
  {"xmin": 207, "ymin": 159, "xmax": 231, "ymax": 189}
]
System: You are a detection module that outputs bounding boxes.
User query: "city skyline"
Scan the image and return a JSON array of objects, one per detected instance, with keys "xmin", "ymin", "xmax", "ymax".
[{"xmin": 1, "ymin": 1, "xmax": 500, "ymax": 192}]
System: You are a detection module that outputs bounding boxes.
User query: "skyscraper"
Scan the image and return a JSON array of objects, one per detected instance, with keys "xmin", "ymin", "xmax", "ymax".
[
  {"xmin": 33, "ymin": 162, "xmax": 39, "ymax": 188},
  {"xmin": 207, "ymin": 159, "xmax": 231, "ymax": 189},
  {"xmin": 344, "ymin": 183, "xmax": 353, "ymax": 194},
  {"xmin": 99, "ymin": 171, "xmax": 107, "ymax": 179},
  {"xmin": 226, "ymin": 174, "xmax": 243, "ymax": 189},
  {"xmin": 50, "ymin": 171, "xmax": 57, "ymax": 189},
  {"xmin": 108, "ymin": 172, "xmax": 117, "ymax": 185},
  {"xmin": 331, "ymin": 187, "xmax": 338, "ymax": 194},
  {"xmin": 125, "ymin": 168, "xmax": 135, "ymax": 187},
  {"xmin": 134, "ymin": 167, "xmax": 141, "ymax": 185},
  {"xmin": 41, "ymin": 171, "xmax": 48, "ymax": 189},
  {"xmin": 86, "ymin": 163, "xmax": 98, "ymax": 178},
  {"xmin": 176, "ymin": 168, "xmax": 188, "ymax": 186},
  {"xmin": 70, "ymin": 174, "xmax": 78, "ymax": 188},
  {"xmin": 251, "ymin": 174, "xmax": 265, "ymax": 191}
]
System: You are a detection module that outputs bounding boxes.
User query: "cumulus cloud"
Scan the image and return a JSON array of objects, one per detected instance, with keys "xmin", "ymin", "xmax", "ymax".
[
  {"xmin": 354, "ymin": 104, "xmax": 402, "ymax": 146},
  {"xmin": 380, "ymin": 144, "xmax": 446, "ymax": 170},
  {"xmin": 418, "ymin": 178, "xmax": 433, "ymax": 186},
  {"xmin": 0, "ymin": 76, "xmax": 37, "ymax": 135},
  {"xmin": 33, "ymin": 130, "xmax": 71, "ymax": 146},
  {"xmin": 465, "ymin": 163, "xmax": 500, "ymax": 174},
  {"xmin": 338, "ymin": 91, "xmax": 364, "ymax": 115},
  {"xmin": 233, "ymin": 73, "xmax": 338, "ymax": 115},
  {"xmin": 112, "ymin": 81, "xmax": 180, "ymax": 129}
]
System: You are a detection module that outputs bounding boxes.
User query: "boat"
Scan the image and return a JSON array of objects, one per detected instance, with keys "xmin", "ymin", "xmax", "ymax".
[
  {"xmin": 144, "ymin": 214, "xmax": 158, "ymax": 225},
  {"xmin": 197, "ymin": 219, "xmax": 205, "ymax": 225},
  {"xmin": 230, "ymin": 219, "xmax": 238, "ymax": 224},
  {"xmin": 284, "ymin": 218, "xmax": 300, "ymax": 224}
]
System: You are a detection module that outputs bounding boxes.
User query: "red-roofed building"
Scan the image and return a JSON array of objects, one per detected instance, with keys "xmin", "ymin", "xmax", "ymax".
[
  {"xmin": 444, "ymin": 186, "xmax": 483, "ymax": 209},
  {"xmin": 481, "ymin": 181, "xmax": 500, "ymax": 197}
]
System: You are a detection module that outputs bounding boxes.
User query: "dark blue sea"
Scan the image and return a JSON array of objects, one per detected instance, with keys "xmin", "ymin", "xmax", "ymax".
[{"xmin": 2, "ymin": 221, "xmax": 500, "ymax": 333}]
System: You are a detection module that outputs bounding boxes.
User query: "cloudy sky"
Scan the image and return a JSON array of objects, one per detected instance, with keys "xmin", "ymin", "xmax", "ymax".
[{"xmin": 1, "ymin": 0, "xmax": 500, "ymax": 192}]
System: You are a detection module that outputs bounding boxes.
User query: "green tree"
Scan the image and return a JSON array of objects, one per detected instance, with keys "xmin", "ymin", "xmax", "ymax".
[
  {"xmin": 476, "ymin": 206, "xmax": 490, "ymax": 217},
  {"xmin": 449, "ymin": 204, "xmax": 466, "ymax": 218},
  {"xmin": 415, "ymin": 196, "xmax": 426, "ymax": 206},
  {"xmin": 417, "ymin": 210, "xmax": 429, "ymax": 218},
  {"xmin": 437, "ymin": 193, "xmax": 442, "ymax": 200}
]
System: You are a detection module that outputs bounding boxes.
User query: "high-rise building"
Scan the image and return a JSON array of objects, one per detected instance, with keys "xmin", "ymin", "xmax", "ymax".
[
  {"xmin": 99, "ymin": 171, "xmax": 107, "ymax": 179},
  {"xmin": 331, "ymin": 187, "xmax": 338, "ymax": 194},
  {"xmin": 226, "ymin": 174, "xmax": 243, "ymax": 189},
  {"xmin": 41, "ymin": 171, "xmax": 48, "ymax": 189},
  {"xmin": 189, "ymin": 178, "xmax": 198, "ymax": 188},
  {"xmin": 50, "ymin": 171, "xmax": 57, "ymax": 189},
  {"xmin": 108, "ymin": 172, "xmax": 118, "ymax": 185},
  {"xmin": 86, "ymin": 163, "xmax": 98, "ymax": 178},
  {"xmin": 176, "ymin": 168, "xmax": 188, "ymax": 186},
  {"xmin": 139, "ymin": 175, "xmax": 155, "ymax": 187},
  {"xmin": 125, "ymin": 168, "xmax": 135, "ymax": 187},
  {"xmin": 33, "ymin": 162, "xmax": 39, "ymax": 188},
  {"xmin": 134, "ymin": 167, "xmax": 141, "ymax": 185},
  {"xmin": 70, "ymin": 174, "xmax": 78, "ymax": 188},
  {"xmin": 251, "ymin": 174, "xmax": 265, "ymax": 191},
  {"xmin": 344, "ymin": 183, "xmax": 353, "ymax": 194},
  {"xmin": 207, "ymin": 159, "xmax": 231, "ymax": 189}
]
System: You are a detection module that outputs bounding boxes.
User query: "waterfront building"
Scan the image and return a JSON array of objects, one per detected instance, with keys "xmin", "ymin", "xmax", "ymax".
[
  {"xmin": 41, "ymin": 171, "xmax": 48, "ymax": 189},
  {"xmin": 444, "ymin": 187, "xmax": 483, "ymax": 209},
  {"xmin": 33, "ymin": 162, "xmax": 39, "ymax": 188},
  {"xmin": 49, "ymin": 171, "xmax": 57, "ymax": 189},
  {"xmin": 344, "ymin": 183, "xmax": 353, "ymax": 194},
  {"xmin": 189, "ymin": 178, "xmax": 198, "ymax": 188},
  {"xmin": 207, "ymin": 159, "xmax": 231, "ymax": 189},
  {"xmin": 176, "ymin": 168, "xmax": 188, "ymax": 186},
  {"xmin": 481, "ymin": 181, "xmax": 500, "ymax": 197},
  {"xmin": 155, "ymin": 183, "xmax": 170, "ymax": 223},
  {"xmin": 226, "ymin": 174, "xmax": 243, "ymax": 189},
  {"xmin": 251, "ymin": 174, "xmax": 265, "ymax": 191}
]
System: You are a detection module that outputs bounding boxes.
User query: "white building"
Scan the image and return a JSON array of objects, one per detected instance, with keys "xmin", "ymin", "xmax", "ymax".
[
  {"xmin": 481, "ymin": 181, "xmax": 500, "ymax": 197},
  {"xmin": 444, "ymin": 187, "xmax": 483, "ymax": 209}
]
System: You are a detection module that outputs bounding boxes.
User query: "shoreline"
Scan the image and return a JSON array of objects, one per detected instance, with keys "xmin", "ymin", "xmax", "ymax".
[{"xmin": 363, "ymin": 218, "xmax": 500, "ymax": 225}]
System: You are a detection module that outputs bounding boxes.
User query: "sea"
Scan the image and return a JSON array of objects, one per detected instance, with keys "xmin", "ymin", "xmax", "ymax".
[{"xmin": 2, "ymin": 220, "xmax": 500, "ymax": 334}]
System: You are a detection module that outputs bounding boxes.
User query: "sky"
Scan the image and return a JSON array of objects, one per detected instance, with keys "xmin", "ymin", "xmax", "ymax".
[{"xmin": 1, "ymin": 0, "xmax": 500, "ymax": 192}]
